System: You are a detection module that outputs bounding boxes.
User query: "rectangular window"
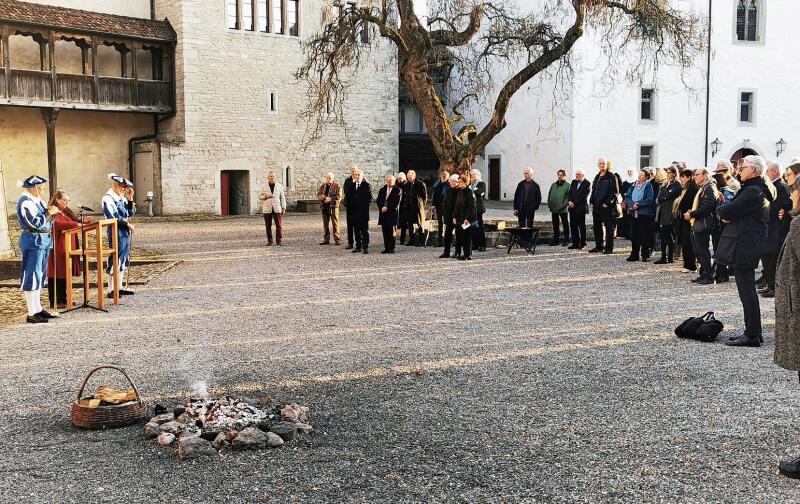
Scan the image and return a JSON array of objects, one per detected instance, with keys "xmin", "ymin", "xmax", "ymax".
[
  {"xmin": 269, "ymin": 91, "xmax": 276, "ymax": 111},
  {"xmin": 639, "ymin": 145, "xmax": 654, "ymax": 169},
  {"xmin": 227, "ymin": 0, "xmax": 239, "ymax": 29},
  {"xmin": 242, "ymin": 0, "xmax": 254, "ymax": 30},
  {"xmin": 640, "ymin": 88, "xmax": 654, "ymax": 121},
  {"xmin": 740, "ymin": 91, "xmax": 754, "ymax": 123},
  {"xmin": 401, "ymin": 105, "xmax": 422, "ymax": 133},
  {"xmin": 273, "ymin": 0, "xmax": 284, "ymax": 33},
  {"xmin": 257, "ymin": 0, "xmax": 268, "ymax": 32},
  {"xmin": 288, "ymin": 0, "xmax": 299, "ymax": 36}
]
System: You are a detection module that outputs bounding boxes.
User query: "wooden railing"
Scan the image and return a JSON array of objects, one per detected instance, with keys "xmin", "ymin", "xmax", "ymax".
[
  {"xmin": 9, "ymin": 69, "xmax": 52, "ymax": 101},
  {"xmin": 137, "ymin": 79, "xmax": 171, "ymax": 109},
  {"xmin": 2, "ymin": 69, "xmax": 173, "ymax": 112},
  {"xmin": 56, "ymin": 73, "xmax": 93, "ymax": 103}
]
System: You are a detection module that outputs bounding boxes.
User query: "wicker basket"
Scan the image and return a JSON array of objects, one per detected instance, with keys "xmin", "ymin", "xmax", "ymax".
[{"xmin": 70, "ymin": 365, "xmax": 146, "ymax": 429}]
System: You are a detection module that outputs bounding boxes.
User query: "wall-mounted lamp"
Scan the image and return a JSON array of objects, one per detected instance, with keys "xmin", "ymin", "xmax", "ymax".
[
  {"xmin": 711, "ymin": 138, "xmax": 722, "ymax": 157},
  {"xmin": 777, "ymin": 138, "xmax": 787, "ymax": 157}
]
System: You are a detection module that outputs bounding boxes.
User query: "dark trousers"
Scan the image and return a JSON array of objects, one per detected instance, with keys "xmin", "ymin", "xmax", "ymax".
[
  {"xmin": 551, "ymin": 212, "xmax": 569, "ymax": 243},
  {"xmin": 346, "ymin": 210, "xmax": 355, "ymax": 246},
  {"xmin": 471, "ymin": 212, "xmax": 486, "ymax": 250},
  {"xmin": 443, "ymin": 222, "xmax": 455, "ymax": 254},
  {"xmin": 658, "ymin": 223, "xmax": 675, "ymax": 260},
  {"xmin": 435, "ymin": 205, "xmax": 445, "ymax": 245},
  {"xmin": 569, "ymin": 208, "xmax": 587, "ymax": 246},
  {"xmin": 263, "ymin": 212, "xmax": 284, "ymax": 244},
  {"xmin": 712, "ymin": 227, "xmax": 731, "ymax": 281},
  {"xmin": 691, "ymin": 231, "xmax": 713, "ymax": 280},
  {"xmin": 734, "ymin": 267, "xmax": 762, "ymax": 338},
  {"xmin": 761, "ymin": 252, "xmax": 779, "ymax": 289},
  {"xmin": 381, "ymin": 225, "xmax": 396, "ymax": 251},
  {"xmin": 518, "ymin": 211, "xmax": 535, "ymax": 228},
  {"xmin": 618, "ymin": 213, "xmax": 632, "ymax": 239},
  {"xmin": 630, "ymin": 216, "xmax": 653, "ymax": 258},
  {"xmin": 592, "ymin": 206, "xmax": 616, "ymax": 252},
  {"xmin": 455, "ymin": 224, "xmax": 472, "ymax": 258},
  {"xmin": 353, "ymin": 220, "xmax": 369, "ymax": 249},
  {"xmin": 678, "ymin": 220, "xmax": 696, "ymax": 270},
  {"xmin": 47, "ymin": 278, "xmax": 67, "ymax": 306}
]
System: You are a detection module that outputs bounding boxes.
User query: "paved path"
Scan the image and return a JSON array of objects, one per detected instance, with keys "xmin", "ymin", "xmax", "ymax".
[{"xmin": 1, "ymin": 214, "xmax": 799, "ymax": 503}]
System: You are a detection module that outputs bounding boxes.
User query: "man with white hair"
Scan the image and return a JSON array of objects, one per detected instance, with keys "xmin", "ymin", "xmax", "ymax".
[
  {"xmin": 716, "ymin": 155, "xmax": 776, "ymax": 347},
  {"xmin": 405, "ymin": 169, "xmax": 427, "ymax": 246},
  {"xmin": 567, "ymin": 169, "xmax": 590, "ymax": 249},
  {"xmin": 342, "ymin": 164, "xmax": 357, "ymax": 249},
  {"xmin": 317, "ymin": 172, "xmax": 342, "ymax": 245},
  {"xmin": 760, "ymin": 160, "xmax": 793, "ymax": 298},
  {"xmin": 513, "ymin": 167, "xmax": 542, "ymax": 228},
  {"xmin": 377, "ymin": 174, "xmax": 402, "ymax": 253}
]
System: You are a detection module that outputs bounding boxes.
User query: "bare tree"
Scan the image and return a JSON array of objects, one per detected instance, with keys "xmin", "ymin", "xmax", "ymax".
[{"xmin": 296, "ymin": 0, "xmax": 705, "ymax": 174}]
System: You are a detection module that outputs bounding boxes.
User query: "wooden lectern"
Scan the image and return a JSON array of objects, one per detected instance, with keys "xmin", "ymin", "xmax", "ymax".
[{"xmin": 63, "ymin": 219, "xmax": 120, "ymax": 311}]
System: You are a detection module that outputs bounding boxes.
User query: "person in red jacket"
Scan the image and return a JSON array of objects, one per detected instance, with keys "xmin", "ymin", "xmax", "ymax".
[{"xmin": 46, "ymin": 191, "xmax": 91, "ymax": 307}]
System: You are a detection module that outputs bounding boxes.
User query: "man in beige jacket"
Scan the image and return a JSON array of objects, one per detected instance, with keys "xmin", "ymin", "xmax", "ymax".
[{"xmin": 259, "ymin": 171, "xmax": 287, "ymax": 246}]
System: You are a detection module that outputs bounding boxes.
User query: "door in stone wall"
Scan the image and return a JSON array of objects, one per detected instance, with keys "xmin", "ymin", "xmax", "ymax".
[{"xmin": 220, "ymin": 170, "xmax": 249, "ymax": 216}]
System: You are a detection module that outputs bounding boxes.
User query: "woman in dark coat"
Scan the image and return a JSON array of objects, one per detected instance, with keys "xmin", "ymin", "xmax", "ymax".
[
  {"xmin": 654, "ymin": 166, "xmax": 681, "ymax": 264},
  {"xmin": 773, "ymin": 189, "xmax": 800, "ymax": 479},
  {"xmin": 453, "ymin": 173, "xmax": 476, "ymax": 261},
  {"xmin": 46, "ymin": 191, "xmax": 90, "ymax": 307},
  {"xmin": 431, "ymin": 171, "xmax": 450, "ymax": 247},
  {"xmin": 675, "ymin": 169, "xmax": 698, "ymax": 272},
  {"xmin": 470, "ymin": 169, "xmax": 487, "ymax": 252}
]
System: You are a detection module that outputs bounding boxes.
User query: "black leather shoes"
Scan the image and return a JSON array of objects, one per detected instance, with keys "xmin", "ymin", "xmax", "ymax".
[
  {"xmin": 588, "ymin": 247, "xmax": 602, "ymax": 253},
  {"xmin": 602, "ymin": 249, "xmax": 613, "ymax": 255},
  {"xmin": 26, "ymin": 315, "xmax": 48, "ymax": 323},
  {"xmin": 352, "ymin": 248, "xmax": 361, "ymax": 253},
  {"xmin": 653, "ymin": 257, "xmax": 668, "ymax": 264},
  {"xmin": 119, "ymin": 289, "xmax": 135, "ymax": 296},
  {"xmin": 696, "ymin": 278, "xmax": 714, "ymax": 285},
  {"xmin": 779, "ymin": 456, "xmax": 800, "ymax": 479},
  {"xmin": 626, "ymin": 255, "xmax": 639, "ymax": 262},
  {"xmin": 36, "ymin": 310, "xmax": 57, "ymax": 319},
  {"xmin": 724, "ymin": 334, "xmax": 761, "ymax": 347},
  {"xmin": 439, "ymin": 253, "xmax": 450, "ymax": 258}
]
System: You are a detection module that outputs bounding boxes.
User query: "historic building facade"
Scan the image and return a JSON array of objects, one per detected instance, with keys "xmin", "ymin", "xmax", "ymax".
[
  {"xmin": 1, "ymin": 0, "xmax": 398, "ymax": 215},
  {"xmin": 464, "ymin": 0, "xmax": 798, "ymax": 200}
]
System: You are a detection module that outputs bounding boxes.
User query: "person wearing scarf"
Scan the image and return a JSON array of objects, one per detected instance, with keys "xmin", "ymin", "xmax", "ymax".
[{"xmin": 623, "ymin": 169, "xmax": 655, "ymax": 262}]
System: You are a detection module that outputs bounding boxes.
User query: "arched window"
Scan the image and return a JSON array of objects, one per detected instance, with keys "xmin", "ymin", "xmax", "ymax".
[{"xmin": 736, "ymin": 0, "xmax": 760, "ymax": 42}]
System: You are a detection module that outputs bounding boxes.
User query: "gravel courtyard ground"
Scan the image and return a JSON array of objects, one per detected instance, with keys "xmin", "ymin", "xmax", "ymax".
[{"xmin": 1, "ymin": 213, "xmax": 799, "ymax": 503}]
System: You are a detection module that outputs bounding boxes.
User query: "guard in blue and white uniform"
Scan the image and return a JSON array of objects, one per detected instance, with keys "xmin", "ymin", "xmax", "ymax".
[
  {"xmin": 17, "ymin": 175, "xmax": 58, "ymax": 323},
  {"xmin": 102, "ymin": 173, "xmax": 136, "ymax": 298}
]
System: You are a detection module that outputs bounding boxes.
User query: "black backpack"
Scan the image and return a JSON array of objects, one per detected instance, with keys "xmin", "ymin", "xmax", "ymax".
[{"xmin": 675, "ymin": 312, "xmax": 724, "ymax": 342}]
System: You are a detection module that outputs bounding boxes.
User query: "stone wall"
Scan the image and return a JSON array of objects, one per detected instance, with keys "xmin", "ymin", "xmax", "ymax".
[{"xmin": 154, "ymin": 0, "xmax": 399, "ymax": 214}]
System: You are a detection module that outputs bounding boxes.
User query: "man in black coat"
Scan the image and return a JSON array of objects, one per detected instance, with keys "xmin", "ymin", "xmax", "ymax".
[
  {"xmin": 439, "ymin": 174, "xmax": 460, "ymax": 258},
  {"xmin": 513, "ymin": 167, "xmax": 542, "ymax": 228},
  {"xmin": 716, "ymin": 156, "xmax": 776, "ymax": 347},
  {"xmin": 376, "ymin": 174, "xmax": 402, "ymax": 254},
  {"xmin": 760, "ymin": 162, "xmax": 793, "ymax": 297},
  {"xmin": 405, "ymin": 170, "xmax": 428, "ymax": 246},
  {"xmin": 676, "ymin": 169, "xmax": 699, "ymax": 272},
  {"xmin": 588, "ymin": 158, "xmax": 620, "ymax": 253},
  {"xmin": 683, "ymin": 168, "xmax": 718, "ymax": 284},
  {"xmin": 342, "ymin": 165, "xmax": 357, "ymax": 249},
  {"xmin": 567, "ymin": 169, "xmax": 590, "ymax": 249},
  {"xmin": 349, "ymin": 167, "xmax": 372, "ymax": 254},
  {"xmin": 654, "ymin": 166, "xmax": 682, "ymax": 264}
]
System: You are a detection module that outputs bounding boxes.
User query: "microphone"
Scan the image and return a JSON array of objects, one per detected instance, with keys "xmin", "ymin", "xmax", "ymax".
[{"xmin": 79, "ymin": 205, "xmax": 94, "ymax": 212}]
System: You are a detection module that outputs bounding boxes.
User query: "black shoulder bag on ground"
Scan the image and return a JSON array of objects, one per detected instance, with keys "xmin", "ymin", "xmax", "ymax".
[{"xmin": 675, "ymin": 312, "xmax": 724, "ymax": 342}]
